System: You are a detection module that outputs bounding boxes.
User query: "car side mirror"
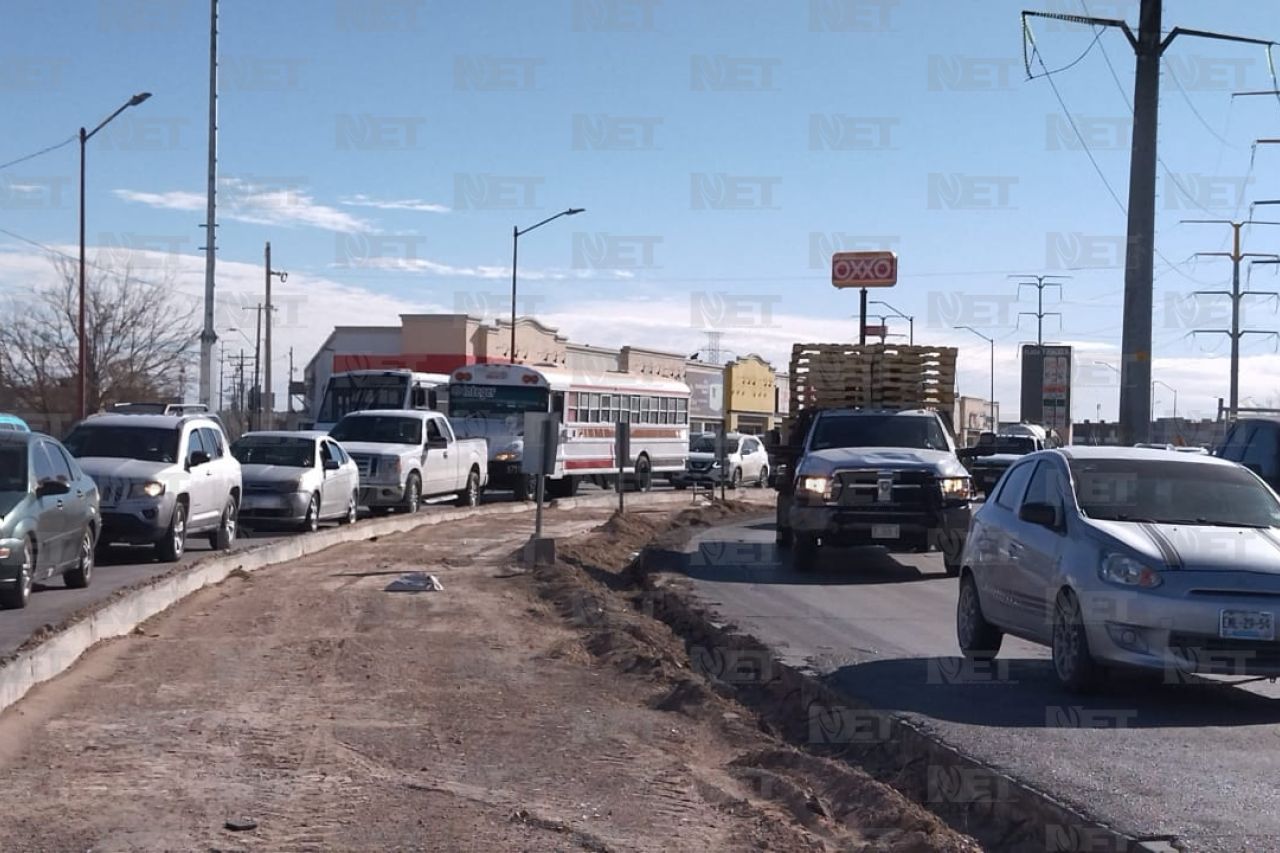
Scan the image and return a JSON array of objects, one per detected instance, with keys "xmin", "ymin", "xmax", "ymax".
[
  {"xmin": 188, "ymin": 450, "xmax": 210, "ymax": 468},
  {"xmin": 323, "ymin": 459, "xmax": 341, "ymax": 471},
  {"xmin": 36, "ymin": 479, "xmax": 70, "ymax": 498},
  {"xmin": 1019, "ymin": 501, "xmax": 1061, "ymax": 530}
]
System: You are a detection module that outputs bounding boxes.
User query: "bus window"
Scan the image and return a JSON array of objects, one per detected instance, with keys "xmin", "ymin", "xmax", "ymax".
[
  {"xmin": 566, "ymin": 392, "xmax": 577, "ymax": 422},
  {"xmin": 412, "ymin": 386, "xmax": 428, "ymax": 408},
  {"xmin": 552, "ymin": 392, "xmax": 565, "ymax": 418},
  {"xmin": 630, "ymin": 395, "xmax": 641, "ymax": 423}
]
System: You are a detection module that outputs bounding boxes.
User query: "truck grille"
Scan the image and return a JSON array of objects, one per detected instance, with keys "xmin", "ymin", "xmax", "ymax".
[
  {"xmin": 834, "ymin": 470, "xmax": 934, "ymax": 510},
  {"xmin": 98, "ymin": 477, "xmax": 128, "ymax": 507},
  {"xmin": 350, "ymin": 454, "xmax": 378, "ymax": 478}
]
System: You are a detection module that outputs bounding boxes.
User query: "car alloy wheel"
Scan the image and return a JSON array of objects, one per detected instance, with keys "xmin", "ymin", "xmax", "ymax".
[
  {"xmin": 343, "ymin": 492, "xmax": 358, "ymax": 525},
  {"xmin": 304, "ymin": 494, "xmax": 320, "ymax": 532},
  {"xmin": 956, "ymin": 575, "xmax": 1001, "ymax": 660},
  {"xmin": 65, "ymin": 530, "xmax": 94, "ymax": 588},
  {"xmin": 1052, "ymin": 591, "xmax": 1100, "ymax": 692}
]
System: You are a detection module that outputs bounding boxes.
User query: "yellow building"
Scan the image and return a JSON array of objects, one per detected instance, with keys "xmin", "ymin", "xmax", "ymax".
[{"xmin": 724, "ymin": 354, "xmax": 776, "ymax": 434}]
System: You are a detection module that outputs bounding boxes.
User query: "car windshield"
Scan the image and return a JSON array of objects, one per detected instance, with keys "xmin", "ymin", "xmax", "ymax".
[
  {"xmin": 810, "ymin": 414, "xmax": 948, "ymax": 452},
  {"xmin": 1070, "ymin": 458, "xmax": 1280, "ymax": 527},
  {"xmin": 690, "ymin": 436, "xmax": 738, "ymax": 454},
  {"xmin": 231, "ymin": 437, "xmax": 315, "ymax": 468},
  {"xmin": 331, "ymin": 415, "xmax": 423, "ymax": 445},
  {"xmin": 0, "ymin": 446, "xmax": 26, "ymax": 492},
  {"xmin": 63, "ymin": 425, "xmax": 180, "ymax": 463}
]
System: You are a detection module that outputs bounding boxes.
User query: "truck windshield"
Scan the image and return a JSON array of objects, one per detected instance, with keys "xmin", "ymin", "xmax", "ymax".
[
  {"xmin": 331, "ymin": 415, "xmax": 422, "ymax": 445},
  {"xmin": 63, "ymin": 425, "xmax": 180, "ymax": 463},
  {"xmin": 318, "ymin": 375, "xmax": 409, "ymax": 423},
  {"xmin": 231, "ymin": 437, "xmax": 315, "ymax": 468},
  {"xmin": 810, "ymin": 414, "xmax": 948, "ymax": 452},
  {"xmin": 448, "ymin": 384, "xmax": 548, "ymax": 417},
  {"xmin": 995, "ymin": 437, "xmax": 1037, "ymax": 454}
]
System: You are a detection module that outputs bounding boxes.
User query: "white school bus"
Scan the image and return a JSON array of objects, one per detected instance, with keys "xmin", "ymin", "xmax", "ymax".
[{"xmin": 449, "ymin": 363, "xmax": 690, "ymax": 498}]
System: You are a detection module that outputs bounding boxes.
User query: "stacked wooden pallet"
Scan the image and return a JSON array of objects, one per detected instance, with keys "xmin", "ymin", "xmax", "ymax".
[{"xmin": 788, "ymin": 343, "xmax": 958, "ymax": 413}]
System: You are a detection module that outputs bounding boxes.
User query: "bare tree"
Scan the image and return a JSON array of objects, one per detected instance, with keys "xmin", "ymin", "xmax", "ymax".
[{"xmin": 0, "ymin": 255, "xmax": 197, "ymax": 419}]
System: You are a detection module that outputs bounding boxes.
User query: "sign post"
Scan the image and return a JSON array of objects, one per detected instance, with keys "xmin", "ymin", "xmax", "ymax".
[
  {"xmin": 615, "ymin": 421, "xmax": 630, "ymax": 514},
  {"xmin": 521, "ymin": 412, "xmax": 560, "ymax": 565},
  {"xmin": 717, "ymin": 426, "xmax": 727, "ymax": 502},
  {"xmin": 832, "ymin": 251, "xmax": 897, "ymax": 346}
]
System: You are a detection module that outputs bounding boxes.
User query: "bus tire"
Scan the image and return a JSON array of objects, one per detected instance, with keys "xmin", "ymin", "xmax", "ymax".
[
  {"xmin": 547, "ymin": 476, "xmax": 578, "ymax": 499},
  {"xmin": 631, "ymin": 456, "xmax": 653, "ymax": 492}
]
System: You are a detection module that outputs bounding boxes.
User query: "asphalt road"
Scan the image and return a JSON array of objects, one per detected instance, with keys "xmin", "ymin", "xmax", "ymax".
[
  {"xmin": 0, "ymin": 478, "xmax": 674, "ymax": 661},
  {"xmin": 676, "ymin": 514, "xmax": 1280, "ymax": 852}
]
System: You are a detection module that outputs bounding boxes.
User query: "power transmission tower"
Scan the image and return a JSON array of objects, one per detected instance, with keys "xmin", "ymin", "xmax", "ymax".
[
  {"xmin": 1022, "ymin": 0, "xmax": 1276, "ymax": 445},
  {"xmin": 1184, "ymin": 220, "xmax": 1280, "ymax": 419},
  {"xmin": 703, "ymin": 331, "xmax": 723, "ymax": 365},
  {"xmin": 1010, "ymin": 274, "xmax": 1069, "ymax": 346}
]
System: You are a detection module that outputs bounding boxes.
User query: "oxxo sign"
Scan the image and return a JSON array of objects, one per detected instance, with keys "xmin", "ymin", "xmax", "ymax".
[{"xmin": 832, "ymin": 250, "xmax": 897, "ymax": 289}]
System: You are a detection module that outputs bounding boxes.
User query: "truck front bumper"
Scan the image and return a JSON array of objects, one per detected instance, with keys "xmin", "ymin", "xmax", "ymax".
[
  {"xmin": 360, "ymin": 484, "xmax": 407, "ymax": 507},
  {"xmin": 788, "ymin": 502, "xmax": 972, "ymax": 549}
]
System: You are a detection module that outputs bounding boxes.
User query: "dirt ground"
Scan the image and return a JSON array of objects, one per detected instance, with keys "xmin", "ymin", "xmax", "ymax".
[{"xmin": 0, "ymin": 502, "xmax": 978, "ymax": 852}]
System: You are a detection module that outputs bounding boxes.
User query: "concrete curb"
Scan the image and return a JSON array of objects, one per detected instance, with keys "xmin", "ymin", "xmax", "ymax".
[
  {"xmin": 638, "ymin": 547, "xmax": 1181, "ymax": 853},
  {"xmin": 0, "ymin": 489, "xmax": 713, "ymax": 717}
]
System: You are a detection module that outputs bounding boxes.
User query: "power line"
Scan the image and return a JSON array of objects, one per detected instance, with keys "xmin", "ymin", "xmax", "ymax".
[{"xmin": 0, "ymin": 134, "xmax": 76, "ymax": 173}]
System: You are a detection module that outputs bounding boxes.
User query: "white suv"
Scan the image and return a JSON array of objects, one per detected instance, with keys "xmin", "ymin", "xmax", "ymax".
[
  {"xmin": 675, "ymin": 432, "xmax": 771, "ymax": 489},
  {"xmin": 64, "ymin": 413, "xmax": 242, "ymax": 561}
]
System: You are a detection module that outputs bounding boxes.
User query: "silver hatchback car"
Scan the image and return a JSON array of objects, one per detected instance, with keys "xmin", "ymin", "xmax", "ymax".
[{"xmin": 957, "ymin": 446, "xmax": 1280, "ymax": 691}]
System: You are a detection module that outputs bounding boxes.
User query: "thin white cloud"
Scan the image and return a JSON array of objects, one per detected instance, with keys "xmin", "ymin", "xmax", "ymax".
[
  {"xmin": 114, "ymin": 178, "xmax": 373, "ymax": 234},
  {"xmin": 332, "ymin": 256, "xmax": 635, "ymax": 281},
  {"xmin": 340, "ymin": 194, "xmax": 450, "ymax": 213}
]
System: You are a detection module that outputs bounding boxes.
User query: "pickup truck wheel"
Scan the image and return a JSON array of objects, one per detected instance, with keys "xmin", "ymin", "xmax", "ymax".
[
  {"xmin": 456, "ymin": 469, "xmax": 480, "ymax": 507},
  {"xmin": 516, "ymin": 475, "xmax": 536, "ymax": 502},
  {"xmin": 209, "ymin": 496, "xmax": 238, "ymax": 551},
  {"xmin": 957, "ymin": 574, "xmax": 1002, "ymax": 661},
  {"xmin": 156, "ymin": 502, "xmax": 187, "ymax": 562},
  {"xmin": 792, "ymin": 534, "xmax": 818, "ymax": 572},
  {"xmin": 402, "ymin": 474, "xmax": 421, "ymax": 513}
]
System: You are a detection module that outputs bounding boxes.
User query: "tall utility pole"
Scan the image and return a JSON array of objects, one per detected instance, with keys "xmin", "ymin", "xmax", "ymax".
[
  {"xmin": 244, "ymin": 304, "xmax": 263, "ymax": 430},
  {"xmin": 1022, "ymin": 1, "xmax": 1275, "ymax": 444},
  {"xmin": 1184, "ymin": 219, "xmax": 1280, "ymax": 419},
  {"xmin": 287, "ymin": 347, "xmax": 295, "ymax": 414},
  {"xmin": 1010, "ymin": 274, "xmax": 1069, "ymax": 346},
  {"xmin": 198, "ymin": 0, "xmax": 220, "ymax": 406},
  {"xmin": 264, "ymin": 242, "xmax": 287, "ymax": 429}
]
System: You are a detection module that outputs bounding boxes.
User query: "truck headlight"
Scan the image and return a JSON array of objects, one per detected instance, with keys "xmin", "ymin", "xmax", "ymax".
[
  {"xmin": 380, "ymin": 456, "xmax": 402, "ymax": 478},
  {"xmin": 798, "ymin": 475, "xmax": 831, "ymax": 499},
  {"xmin": 494, "ymin": 451, "xmax": 520, "ymax": 462},
  {"xmin": 1099, "ymin": 553, "xmax": 1162, "ymax": 588},
  {"xmin": 129, "ymin": 481, "xmax": 165, "ymax": 498},
  {"xmin": 939, "ymin": 477, "xmax": 972, "ymax": 500}
]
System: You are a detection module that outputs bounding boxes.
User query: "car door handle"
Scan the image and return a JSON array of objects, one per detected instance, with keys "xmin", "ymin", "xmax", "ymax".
[
  {"xmin": 1007, "ymin": 540, "xmax": 1024, "ymax": 555},
  {"xmin": 55, "ymin": 499, "xmax": 64, "ymax": 510}
]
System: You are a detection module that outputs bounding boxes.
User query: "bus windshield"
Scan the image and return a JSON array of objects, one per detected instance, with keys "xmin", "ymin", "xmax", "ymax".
[
  {"xmin": 318, "ymin": 374, "xmax": 409, "ymax": 423},
  {"xmin": 448, "ymin": 384, "xmax": 549, "ymax": 417}
]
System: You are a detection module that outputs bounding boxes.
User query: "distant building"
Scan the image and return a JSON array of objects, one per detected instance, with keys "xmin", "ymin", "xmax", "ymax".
[{"xmin": 723, "ymin": 354, "xmax": 777, "ymax": 435}]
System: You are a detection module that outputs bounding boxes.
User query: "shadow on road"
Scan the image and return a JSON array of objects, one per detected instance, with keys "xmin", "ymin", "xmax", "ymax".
[
  {"xmin": 824, "ymin": 656, "xmax": 1280, "ymax": 728},
  {"xmin": 648, "ymin": 538, "xmax": 949, "ymax": 586}
]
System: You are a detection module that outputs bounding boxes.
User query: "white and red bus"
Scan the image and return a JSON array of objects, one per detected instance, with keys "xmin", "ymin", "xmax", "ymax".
[{"xmin": 449, "ymin": 363, "xmax": 690, "ymax": 498}]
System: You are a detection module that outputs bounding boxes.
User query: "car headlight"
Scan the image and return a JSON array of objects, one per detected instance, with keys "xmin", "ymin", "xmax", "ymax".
[
  {"xmin": 494, "ymin": 451, "xmax": 520, "ymax": 462},
  {"xmin": 797, "ymin": 475, "xmax": 831, "ymax": 499},
  {"xmin": 1099, "ymin": 553, "xmax": 1162, "ymax": 588},
  {"xmin": 129, "ymin": 481, "xmax": 166, "ymax": 498},
  {"xmin": 939, "ymin": 476, "xmax": 972, "ymax": 500}
]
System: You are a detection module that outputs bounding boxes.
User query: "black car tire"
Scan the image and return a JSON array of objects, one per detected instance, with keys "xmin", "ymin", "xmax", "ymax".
[
  {"xmin": 456, "ymin": 469, "xmax": 481, "ymax": 508},
  {"xmin": 956, "ymin": 574, "xmax": 1002, "ymax": 661},
  {"xmin": 401, "ymin": 474, "xmax": 421, "ymax": 513},
  {"xmin": 1052, "ymin": 590, "xmax": 1102, "ymax": 693},
  {"xmin": 64, "ymin": 528, "xmax": 95, "ymax": 589},
  {"xmin": 0, "ymin": 538, "xmax": 35, "ymax": 609},
  {"xmin": 210, "ymin": 496, "xmax": 239, "ymax": 551},
  {"xmin": 156, "ymin": 501, "xmax": 188, "ymax": 563},
  {"xmin": 757, "ymin": 466, "xmax": 769, "ymax": 488},
  {"xmin": 300, "ymin": 493, "xmax": 321, "ymax": 533},
  {"xmin": 340, "ymin": 491, "xmax": 359, "ymax": 525}
]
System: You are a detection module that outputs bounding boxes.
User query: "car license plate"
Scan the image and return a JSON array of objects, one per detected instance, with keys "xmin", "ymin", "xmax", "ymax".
[
  {"xmin": 1220, "ymin": 609, "xmax": 1275, "ymax": 641},
  {"xmin": 871, "ymin": 524, "xmax": 900, "ymax": 540}
]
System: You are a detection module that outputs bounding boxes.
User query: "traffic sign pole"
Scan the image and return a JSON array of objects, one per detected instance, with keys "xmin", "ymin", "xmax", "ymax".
[{"xmin": 859, "ymin": 287, "xmax": 867, "ymax": 345}]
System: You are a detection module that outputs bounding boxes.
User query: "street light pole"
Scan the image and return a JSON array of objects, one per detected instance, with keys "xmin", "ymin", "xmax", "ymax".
[
  {"xmin": 869, "ymin": 299, "xmax": 915, "ymax": 345},
  {"xmin": 1153, "ymin": 379, "xmax": 1177, "ymax": 422},
  {"xmin": 956, "ymin": 326, "xmax": 995, "ymax": 432},
  {"xmin": 509, "ymin": 207, "xmax": 585, "ymax": 362},
  {"xmin": 77, "ymin": 92, "xmax": 152, "ymax": 419}
]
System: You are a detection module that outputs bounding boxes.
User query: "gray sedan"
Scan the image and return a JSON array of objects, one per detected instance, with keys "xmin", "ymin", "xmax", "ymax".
[
  {"xmin": 956, "ymin": 446, "xmax": 1280, "ymax": 691},
  {"xmin": 231, "ymin": 432, "xmax": 359, "ymax": 531}
]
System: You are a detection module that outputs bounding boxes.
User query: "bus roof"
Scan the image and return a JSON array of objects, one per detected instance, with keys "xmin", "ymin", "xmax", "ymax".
[
  {"xmin": 451, "ymin": 363, "xmax": 689, "ymax": 395},
  {"xmin": 330, "ymin": 369, "xmax": 450, "ymax": 383}
]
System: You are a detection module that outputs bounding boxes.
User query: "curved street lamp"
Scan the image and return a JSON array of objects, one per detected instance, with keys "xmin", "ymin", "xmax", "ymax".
[{"xmin": 509, "ymin": 208, "xmax": 584, "ymax": 362}]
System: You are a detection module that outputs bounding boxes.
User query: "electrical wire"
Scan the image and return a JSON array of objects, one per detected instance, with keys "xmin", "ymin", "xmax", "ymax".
[{"xmin": 0, "ymin": 134, "xmax": 77, "ymax": 173}]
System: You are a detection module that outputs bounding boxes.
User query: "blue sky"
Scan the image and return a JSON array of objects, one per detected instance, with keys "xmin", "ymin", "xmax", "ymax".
[{"xmin": 3, "ymin": 0, "xmax": 1280, "ymax": 420}]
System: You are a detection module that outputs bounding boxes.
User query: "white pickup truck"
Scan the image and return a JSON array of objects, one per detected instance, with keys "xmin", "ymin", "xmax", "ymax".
[{"xmin": 329, "ymin": 410, "xmax": 487, "ymax": 513}]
